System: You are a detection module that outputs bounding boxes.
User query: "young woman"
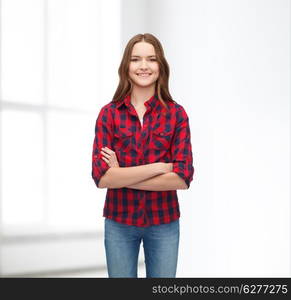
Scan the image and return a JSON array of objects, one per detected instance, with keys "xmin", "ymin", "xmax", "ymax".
[{"xmin": 91, "ymin": 33, "xmax": 194, "ymax": 278}]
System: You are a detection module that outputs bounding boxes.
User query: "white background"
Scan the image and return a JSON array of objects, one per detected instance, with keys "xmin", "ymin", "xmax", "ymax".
[{"xmin": 0, "ymin": 0, "xmax": 289, "ymax": 277}]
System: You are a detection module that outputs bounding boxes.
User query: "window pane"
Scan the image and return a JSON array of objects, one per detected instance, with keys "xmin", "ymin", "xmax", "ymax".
[
  {"xmin": 47, "ymin": 0, "xmax": 121, "ymax": 110},
  {"xmin": 1, "ymin": 110, "xmax": 44, "ymax": 226},
  {"xmin": 1, "ymin": 0, "xmax": 44, "ymax": 104},
  {"xmin": 47, "ymin": 111, "xmax": 104, "ymax": 232},
  {"xmin": 48, "ymin": 0, "xmax": 101, "ymax": 111}
]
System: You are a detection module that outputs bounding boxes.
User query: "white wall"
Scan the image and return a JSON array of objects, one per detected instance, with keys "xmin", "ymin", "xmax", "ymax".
[
  {"xmin": 1, "ymin": 0, "xmax": 289, "ymax": 277},
  {"xmin": 121, "ymin": 0, "xmax": 290, "ymax": 277},
  {"xmin": 0, "ymin": 0, "xmax": 122, "ymax": 276}
]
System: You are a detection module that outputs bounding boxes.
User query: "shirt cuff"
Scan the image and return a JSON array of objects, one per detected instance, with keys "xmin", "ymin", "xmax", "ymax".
[
  {"xmin": 92, "ymin": 158, "xmax": 111, "ymax": 188},
  {"xmin": 172, "ymin": 162, "xmax": 191, "ymax": 189}
]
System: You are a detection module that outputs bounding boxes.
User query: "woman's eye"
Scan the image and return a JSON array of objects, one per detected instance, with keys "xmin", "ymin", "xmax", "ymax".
[{"xmin": 130, "ymin": 59, "xmax": 157, "ymax": 62}]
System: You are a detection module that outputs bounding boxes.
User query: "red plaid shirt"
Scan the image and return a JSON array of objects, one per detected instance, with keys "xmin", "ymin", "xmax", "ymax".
[{"xmin": 91, "ymin": 93, "xmax": 194, "ymax": 227}]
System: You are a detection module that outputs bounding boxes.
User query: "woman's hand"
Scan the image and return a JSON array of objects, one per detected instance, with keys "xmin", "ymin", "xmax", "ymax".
[
  {"xmin": 165, "ymin": 162, "xmax": 173, "ymax": 173},
  {"xmin": 100, "ymin": 147, "xmax": 120, "ymax": 168}
]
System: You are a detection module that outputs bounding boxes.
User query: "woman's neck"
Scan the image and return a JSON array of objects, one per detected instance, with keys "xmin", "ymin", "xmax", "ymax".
[{"xmin": 130, "ymin": 86, "xmax": 155, "ymax": 107}]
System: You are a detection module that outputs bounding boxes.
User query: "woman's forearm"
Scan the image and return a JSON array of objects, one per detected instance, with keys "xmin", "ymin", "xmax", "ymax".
[
  {"xmin": 98, "ymin": 162, "xmax": 169, "ymax": 189},
  {"xmin": 125, "ymin": 172, "xmax": 187, "ymax": 191}
]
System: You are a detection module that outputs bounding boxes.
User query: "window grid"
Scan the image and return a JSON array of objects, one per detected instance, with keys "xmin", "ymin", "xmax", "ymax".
[{"xmin": 0, "ymin": 0, "xmax": 99, "ymax": 238}]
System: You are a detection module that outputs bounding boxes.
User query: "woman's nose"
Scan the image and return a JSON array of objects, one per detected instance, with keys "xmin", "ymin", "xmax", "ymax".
[{"xmin": 140, "ymin": 59, "xmax": 148, "ymax": 68}]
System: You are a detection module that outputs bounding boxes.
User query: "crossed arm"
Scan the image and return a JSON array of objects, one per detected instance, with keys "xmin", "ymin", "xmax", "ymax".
[
  {"xmin": 92, "ymin": 106, "xmax": 193, "ymax": 191},
  {"xmin": 98, "ymin": 147, "xmax": 187, "ymax": 191},
  {"xmin": 125, "ymin": 171, "xmax": 187, "ymax": 191},
  {"xmin": 98, "ymin": 163, "xmax": 188, "ymax": 190}
]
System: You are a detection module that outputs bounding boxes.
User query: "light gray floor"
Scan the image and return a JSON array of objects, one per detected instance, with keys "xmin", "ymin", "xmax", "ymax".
[
  {"xmin": 3, "ymin": 263, "xmax": 146, "ymax": 278},
  {"xmin": 51, "ymin": 264, "xmax": 146, "ymax": 278}
]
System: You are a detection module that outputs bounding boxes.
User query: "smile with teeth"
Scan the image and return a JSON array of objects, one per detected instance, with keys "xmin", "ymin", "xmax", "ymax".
[{"xmin": 137, "ymin": 73, "xmax": 152, "ymax": 77}]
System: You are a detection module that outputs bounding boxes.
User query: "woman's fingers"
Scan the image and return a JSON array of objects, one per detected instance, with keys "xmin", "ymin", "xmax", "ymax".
[
  {"xmin": 101, "ymin": 156, "xmax": 109, "ymax": 163},
  {"xmin": 101, "ymin": 147, "xmax": 116, "ymax": 156},
  {"xmin": 102, "ymin": 146, "xmax": 111, "ymax": 151},
  {"xmin": 100, "ymin": 147, "xmax": 119, "ymax": 168},
  {"xmin": 100, "ymin": 150, "xmax": 110, "ymax": 158}
]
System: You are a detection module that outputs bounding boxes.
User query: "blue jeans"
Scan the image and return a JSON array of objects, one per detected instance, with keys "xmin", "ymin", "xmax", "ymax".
[{"xmin": 104, "ymin": 218, "xmax": 180, "ymax": 278}]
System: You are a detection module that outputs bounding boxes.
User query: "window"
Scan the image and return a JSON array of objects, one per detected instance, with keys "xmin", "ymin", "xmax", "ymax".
[{"xmin": 0, "ymin": 0, "xmax": 121, "ymax": 236}]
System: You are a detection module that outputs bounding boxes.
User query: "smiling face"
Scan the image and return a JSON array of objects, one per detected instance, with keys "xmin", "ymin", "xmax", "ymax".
[{"xmin": 128, "ymin": 42, "xmax": 160, "ymax": 89}]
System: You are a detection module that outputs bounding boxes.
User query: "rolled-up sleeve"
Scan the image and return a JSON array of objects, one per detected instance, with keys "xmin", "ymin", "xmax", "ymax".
[
  {"xmin": 171, "ymin": 106, "xmax": 194, "ymax": 189},
  {"xmin": 91, "ymin": 106, "xmax": 113, "ymax": 188}
]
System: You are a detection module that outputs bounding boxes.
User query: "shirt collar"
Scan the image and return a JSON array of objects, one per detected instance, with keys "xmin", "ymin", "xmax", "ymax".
[{"xmin": 116, "ymin": 93, "xmax": 160, "ymax": 111}]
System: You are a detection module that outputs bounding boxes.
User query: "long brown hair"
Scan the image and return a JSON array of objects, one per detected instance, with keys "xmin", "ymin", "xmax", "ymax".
[{"xmin": 111, "ymin": 33, "xmax": 176, "ymax": 110}]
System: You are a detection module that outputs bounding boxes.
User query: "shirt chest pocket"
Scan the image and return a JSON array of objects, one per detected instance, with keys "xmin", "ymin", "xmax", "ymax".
[
  {"xmin": 113, "ymin": 128, "xmax": 134, "ymax": 152},
  {"xmin": 151, "ymin": 127, "xmax": 174, "ymax": 150}
]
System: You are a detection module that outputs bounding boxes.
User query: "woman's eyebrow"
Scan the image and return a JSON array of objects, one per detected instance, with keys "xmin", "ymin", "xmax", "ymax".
[{"xmin": 131, "ymin": 55, "xmax": 156, "ymax": 58}]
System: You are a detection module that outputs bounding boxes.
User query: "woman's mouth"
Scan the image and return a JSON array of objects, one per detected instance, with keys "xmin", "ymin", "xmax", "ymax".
[{"xmin": 136, "ymin": 73, "xmax": 152, "ymax": 77}]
